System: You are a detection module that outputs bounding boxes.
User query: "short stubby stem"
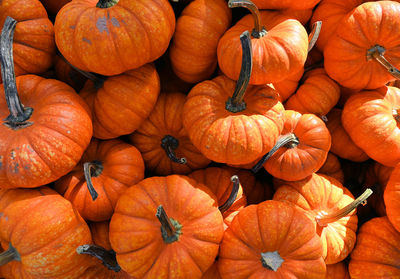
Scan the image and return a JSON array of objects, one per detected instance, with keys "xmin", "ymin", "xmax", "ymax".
[
  {"xmin": 83, "ymin": 160, "xmax": 104, "ymax": 201},
  {"xmin": 96, "ymin": 0, "xmax": 119, "ymax": 8},
  {"xmin": 76, "ymin": 244, "xmax": 121, "ymax": 272},
  {"xmin": 161, "ymin": 135, "xmax": 187, "ymax": 164},
  {"xmin": 315, "ymin": 188, "xmax": 373, "ymax": 227},
  {"xmin": 0, "ymin": 243, "xmax": 20, "ymax": 266},
  {"xmin": 219, "ymin": 175, "xmax": 240, "ymax": 213},
  {"xmin": 367, "ymin": 45, "xmax": 400, "ymax": 80},
  {"xmin": 261, "ymin": 251, "xmax": 284, "ymax": 271},
  {"xmin": 156, "ymin": 205, "xmax": 182, "ymax": 244}
]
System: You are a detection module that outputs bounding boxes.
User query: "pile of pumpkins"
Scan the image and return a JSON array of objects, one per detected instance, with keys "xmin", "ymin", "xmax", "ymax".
[{"xmin": 0, "ymin": 0, "xmax": 399, "ymax": 278}]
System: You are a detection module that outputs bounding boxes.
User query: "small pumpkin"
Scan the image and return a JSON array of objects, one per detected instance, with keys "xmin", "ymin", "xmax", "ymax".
[
  {"xmin": 317, "ymin": 153, "xmax": 344, "ymax": 184},
  {"xmin": 326, "ymin": 262, "xmax": 350, "ymax": 279},
  {"xmin": 251, "ymin": 0, "xmax": 321, "ymax": 11},
  {"xmin": 384, "ymin": 162, "xmax": 400, "ymax": 232}
]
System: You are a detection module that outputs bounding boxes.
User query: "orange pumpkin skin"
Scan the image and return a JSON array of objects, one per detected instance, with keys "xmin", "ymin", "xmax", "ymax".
[
  {"xmin": 0, "ymin": 195, "xmax": 95, "ymax": 279},
  {"xmin": 54, "ymin": 55, "xmax": 87, "ymax": 93},
  {"xmin": 109, "ymin": 175, "xmax": 224, "ymax": 279},
  {"xmin": 251, "ymin": 0, "xmax": 321, "ymax": 10},
  {"xmin": 217, "ymin": 12, "xmax": 308, "ymax": 84},
  {"xmin": 54, "ymin": 139, "xmax": 144, "ymax": 222},
  {"xmin": 284, "ymin": 68, "xmax": 340, "ymax": 117},
  {"xmin": 0, "ymin": 0, "xmax": 55, "ymax": 79},
  {"xmin": 325, "ymin": 262, "xmax": 350, "ymax": 279},
  {"xmin": 273, "ymin": 173, "xmax": 357, "ymax": 264},
  {"xmin": 80, "ymin": 63, "xmax": 160, "ymax": 139},
  {"xmin": 218, "ymin": 200, "xmax": 326, "ymax": 279},
  {"xmin": 342, "ymin": 86, "xmax": 400, "ymax": 167},
  {"xmin": 325, "ymin": 108, "xmax": 369, "ymax": 162},
  {"xmin": 201, "ymin": 260, "xmax": 221, "ymax": 279},
  {"xmin": 264, "ymin": 110, "xmax": 331, "ymax": 181},
  {"xmin": 384, "ymin": 163, "xmax": 400, "ymax": 232},
  {"xmin": 130, "ymin": 92, "xmax": 211, "ymax": 175},
  {"xmin": 55, "ymin": 0, "xmax": 175, "ymax": 76},
  {"xmin": 169, "ymin": 0, "xmax": 231, "ymax": 83},
  {"xmin": 0, "ymin": 75, "xmax": 93, "ymax": 189},
  {"xmin": 89, "ymin": 221, "xmax": 112, "ymax": 250},
  {"xmin": 317, "ymin": 153, "xmax": 344, "ymax": 184},
  {"xmin": 183, "ymin": 75, "xmax": 285, "ymax": 165},
  {"xmin": 324, "ymin": 1, "xmax": 400, "ymax": 89},
  {"xmin": 349, "ymin": 217, "xmax": 400, "ymax": 278},
  {"xmin": 272, "ymin": 68, "xmax": 304, "ymax": 102},
  {"xmin": 188, "ymin": 167, "xmax": 247, "ymax": 229}
]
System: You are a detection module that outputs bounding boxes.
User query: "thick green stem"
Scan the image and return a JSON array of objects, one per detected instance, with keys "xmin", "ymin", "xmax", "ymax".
[
  {"xmin": 226, "ymin": 31, "xmax": 253, "ymax": 113},
  {"xmin": 367, "ymin": 45, "xmax": 400, "ymax": 80},
  {"xmin": 83, "ymin": 161, "xmax": 104, "ymax": 201},
  {"xmin": 228, "ymin": 0, "xmax": 266, "ymax": 38},
  {"xmin": 219, "ymin": 175, "xmax": 240, "ymax": 213},
  {"xmin": 96, "ymin": 0, "xmax": 119, "ymax": 8},
  {"xmin": 252, "ymin": 133, "xmax": 299, "ymax": 173},
  {"xmin": 0, "ymin": 243, "xmax": 20, "ymax": 266},
  {"xmin": 315, "ymin": 188, "xmax": 373, "ymax": 227},
  {"xmin": 76, "ymin": 244, "xmax": 121, "ymax": 272},
  {"xmin": 0, "ymin": 17, "xmax": 33, "ymax": 130},
  {"xmin": 308, "ymin": 21, "xmax": 322, "ymax": 52},
  {"xmin": 161, "ymin": 135, "xmax": 187, "ymax": 164},
  {"xmin": 156, "ymin": 205, "xmax": 182, "ymax": 244}
]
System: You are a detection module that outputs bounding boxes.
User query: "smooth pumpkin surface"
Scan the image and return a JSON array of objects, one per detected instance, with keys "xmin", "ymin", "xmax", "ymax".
[{"xmin": 325, "ymin": 262, "xmax": 350, "ymax": 279}]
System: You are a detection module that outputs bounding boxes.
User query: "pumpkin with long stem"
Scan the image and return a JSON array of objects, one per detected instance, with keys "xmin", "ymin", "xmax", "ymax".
[
  {"xmin": 54, "ymin": 138, "xmax": 145, "ymax": 222},
  {"xmin": 130, "ymin": 92, "xmax": 211, "ymax": 175},
  {"xmin": 109, "ymin": 175, "xmax": 224, "ymax": 278},
  {"xmin": 0, "ymin": 16, "xmax": 93, "ymax": 189},
  {"xmin": 324, "ymin": 1, "xmax": 400, "ymax": 89},
  {"xmin": 183, "ymin": 31, "xmax": 285, "ymax": 165},
  {"xmin": 273, "ymin": 173, "xmax": 372, "ymax": 264}
]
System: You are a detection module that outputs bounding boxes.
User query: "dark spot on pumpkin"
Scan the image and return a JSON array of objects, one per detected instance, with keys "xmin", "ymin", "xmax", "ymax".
[
  {"xmin": 14, "ymin": 163, "xmax": 19, "ymax": 173},
  {"xmin": 96, "ymin": 16, "xmax": 109, "ymax": 34},
  {"xmin": 70, "ymin": 25, "xmax": 76, "ymax": 30},
  {"xmin": 82, "ymin": 37, "xmax": 92, "ymax": 45},
  {"xmin": 0, "ymin": 213, "xmax": 3, "ymax": 218},
  {"xmin": 111, "ymin": 17, "xmax": 120, "ymax": 27}
]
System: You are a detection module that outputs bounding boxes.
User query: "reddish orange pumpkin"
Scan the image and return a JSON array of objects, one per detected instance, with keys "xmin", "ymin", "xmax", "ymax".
[
  {"xmin": 89, "ymin": 221, "xmax": 112, "ymax": 250},
  {"xmin": 384, "ymin": 162, "xmax": 400, "ymax": 232},
  {"xmin": 54, "ymin": 55, "xmax": 87, "ymax": 93},
  {"xmin": 218, "ymin": 200, "xmax": 326, "ymax": 279},
  {"xmin": 251, "ymin": 0, "xmax": 321, "ymax": 11},
  {"xmin": 317, "ymin": 153, "xmax": 344, "ymax": 184},
  {"xmin": 326, "ymin": 262, "xmax": 350, "ymax": 279},
  {"xmin": 55, "ymin": 0, "xmax": 175, "ymax": 76},
  {"xmin": 201, "ymin": 260, "xmax": 221, "ymax": 279},
  {"xmin": 272, "ymin": 68, "xmax": 304, "ymax": 102}
]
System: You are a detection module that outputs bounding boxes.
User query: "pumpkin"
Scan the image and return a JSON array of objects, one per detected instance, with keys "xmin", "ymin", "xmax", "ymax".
[
  {"xmin": 252, "ymin": 110, "xmax": 331, "ymax": 181},
  {"xmin": 273, "ymin": 173, "xmax": 372, "ymax": 264},
  {"xmin": 130, "ymin": 92, "xmax": 211, "ymax": 175},
  {"xmin": 349, "ymin": 217, "xmax": 400, "ymax": 278},
  {"xmin": 188, "ymin": 167, "xmax": 247, "ymax": 229},
  {"xmin": 169, "ymin": 0, "xmax": 232, "ymax": 83},
  {"xmin": 342, "ymin": 86, "xmax": 400, "ymax": 167},
  {"xmin": 325, "ymin": 108, "xmax": 369, "ymax": 162},
  {"xmin": 325, "ymin": 262, "xmax": 350, "ymax": 279},
  {"xmin": 317, "ymin": 153, "xmax": 344, "ymax": 184},
  {"xmin": 54, "ymin": 54, "xmax": 87, "ymax": 93},
  {"xmin": 0, "ymin": 17, "xmax": 93, "ymax": 189},
  {"xmin": 218, "ymin": 200, "xmax": 326, "ymax": 279},
  {"xmin": 251, "ymin": 0, "xmax": 321, "ymax": 11},
  {"xmin": 80, "ymin": 63, "xmax": 160, "ymax": 139},
  {"xmin": 217, "ymin": 0, "xmax": 308, "ymax": 84},
  {"xmin": 201, "ymin": 260, "xmax": 221, "ymax": 279},
  {"xmin": 384, "ymin": 162, "xmax": 400, "ymax": 232},
  {"xmin": 55, "ymin": 0, "xmax": 175, "ymax": 76},
  {"xmin": 109, "ymin": 175, "xmax": 224, "ymax": 278},
  {"xmin": 0, "ymin": 194, "xmax": 95, "ymax": 278},
  {"xmin": 284, "ymin": 68, "xmax": 340, "ymax": 118},
  {"xmin": 0, "ymin": 0, "xmax": 55, "ymax": 79},
  {"xmin": 183, "ymin": 31, "xmax": 285, "ymax": 165},
  {"xmin": 54, "ymin": 139, "xmax": 145, "ymax": 222},
  {"xmin": 324, "ymin": 1, "xmax": 400, "ymax": 89},
  {"xmin": 89, "ymin": 221, "xmax": 112, "ymax": 250},
  {"xmin": 272, "ymin": 68, "xmax": 304, "ymax": 102},
  {"xmin": 39, "ymin": 0, "xmax": 71, "ymax": 16}
]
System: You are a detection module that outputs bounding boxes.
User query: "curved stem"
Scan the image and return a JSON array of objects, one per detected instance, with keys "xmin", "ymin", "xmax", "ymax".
[
  {"xmin": 315, "ymin": 188, "xmax": 373, "ymax": 227},
  {"xmin": 0, "ymin": 243, "xmax": 20, "ymax": 266},
  {"xmin": 161, "ymin": 135, "xmax": 187, "ymax": 164},
  {"xmin": 156, "ymin": 205, "xmax": 182, "ymax": 244},
  {"xmin": 308, "ymin": 21, "xmax": 322, "ymax": 52},
  {"xmin": 83, "ymin": 161, "xmax": 104, "ymax": 201},
  {"xmin": 0, "ymin": 17, "xmax": 33, "ymax": 130},
  {"xmin": 252, "ymin": 133, "xmax": 299, "ymax": 173},
  {"xmin": 219, "ymin": 175, "xmax": 240, "ymax": 213},
  {"xmin": 96, "ymin": 0, "xmax": 119, "ymax": 8},
  {"xmin": 226, "ymin": 31, "xmax": 253, "ymax": 113},
  {"xmin": 228, "ymin": 0, "xmax": 266, "ymax": 38},
  {"xmin": 367, "ymin": 45, "xmax": 400, "ymax": 80},
  {"xmin": 76, "ymin": 244, "xmax": 121, "ymax": 272}
]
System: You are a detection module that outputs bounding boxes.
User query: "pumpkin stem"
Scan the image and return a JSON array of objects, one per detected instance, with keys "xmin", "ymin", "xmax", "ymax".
[
  {"xmin": 0, "ymin": 17, "xmax": 33, "ymax": 130},
  {"xmin": 76, "ymin": 244, "xmax": 121, "ymax": 272},
  {"xmin": 367, "ymin": 45, "xmax": 400, "ymax": 80},
  {"xmin": 252, "ymin": 133, "xmax": 299, "ymax": 173},
  {"xmin": 315, "ymin": 188, "xmax": 373, "ymax": 227},
  {"xmin": 156, "ymin": 205, "xmax": 182, "ymax": 244},
  {"xmin": 393, "ymin": 109, "xmax": 400, "ymax": 122},
  {"xmin": 0, "ymin": 243, "xmax": 20, "ymax": 266},
  {"xmin": 308, "ymin": 21, "xmax": 322, "ymax": 52},
  {"xmin": 228, "ymin": 0, "xmax": 266, "ymax": 38},
  {"xmin": 96, "ymin": 0, "xmax": 119, "ymax": 8},
  {"xmin": 83, "ymin": 161, "xmax": 104, "ymax": 201},
  {"xmin": 219, "ymin": 175, "xmax": 240, "ymax": 213},
  {"xmin": 226, "ymin": 31, "xmax": 252, "ymax": 113},
  {"xmin": 161, "ymin": 135, "xmax": 187, "ymax": 164},
  {"xmin": 260, "ymin": 251, "xmax": 284, "ymax": 271}
]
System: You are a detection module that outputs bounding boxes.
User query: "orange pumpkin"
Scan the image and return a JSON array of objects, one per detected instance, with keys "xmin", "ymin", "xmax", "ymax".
[
  {"xmin": 325, "ymin": 262, "xmax": 350, "ymax": 279},
  {"xmin": 89, "ymin": 221, "xmax": 112, "ymax": 250},
  {"xmin": 201, "ymin": 260, "xmax": 221, "ymax": 279},
  {"xmin": 251, "ymin": 0, "xmax": 321, "ymax": 10},
  {"xmin": 384, "ymin": 162, "xmax": 400, "ymax": 232},
  {"xmin": 317, "ymin": 153, "xmax": 344, "ymax": 184},
  {"xmin": 54, "ymin": 55, "xmax": 87, "ymax": 93}
]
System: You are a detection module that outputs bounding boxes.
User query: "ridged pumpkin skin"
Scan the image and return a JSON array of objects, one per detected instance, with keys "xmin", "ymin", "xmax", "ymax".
[
  {"xmin": 324, "ymin": 1, "xmax": 400, "ymax": 89},
  {"xmin": 272, "ymin": 68, "xmax": 304, "ymax": 102},
  {"xmin": 54, "ymin": 139, "xmax": 145, "ymax": 222},
  {"xmin": 264, "ymin": 110, "xmax": 331, "ymax": 181},
  {"xmin": 384, "ymin": 163, "xmax": 400, "ymax": 232},
  {"xmin": 342, "ymin": 86, "xmax": 400, "ymax": 167},
  {"xmin": 0, "ymin": 75, "xmax": 93, "ymax": 189},
  {"xmin": 201, "ymin": 261, "xmax": 221, "ymax": 279},
  {"xmin": 55, "ymin": 0, "xmax": 175, "ymax": 76},
  {"xmin": 218, "ymin": 200, "xmax": 326, "ymax": 279},
  {"xmin": 54, "ymin": 55, "xmax": 87, "ymax": 93},
  {"xmin": 80, "ymin": 63, "xmax": 160, "ymax": 139},
  {"xmin": 326, "ymin": 262, "xmax": 350, "ymax": 279},
  {"xmin": 0, "ymin": 195, "xmax": 95, "ymax": 279},
  {"xmin": 317, "ymin": 153, "xmax": 344, "ymax": 184},
  {"xmin": 89, "ymin": 221, "xmax": 112, "ymax": 250},
  {"xmin": 217, "ymin": 11, "xmax": 308, "ymax": 84},
  {"xmin": 284, "ymin": 68, "xmax": 340, "ymax": 117},
  {"xmin": 169, "ymin": 0, "xmax": 231, "ymax": 83},
  {"xmin": 325, "ymin": 108, "xmax": 369, "ymax": 162},
  {"xmin": 109, "ymin": 175, "xmax": 224, "ymax": 279},
  {"xmin": 251, "ymin": 0, "xmax": 321, "ymax": 10},
  {"xmin": 273, "ymin": 174, "xmax": 357, "ymax": 264},
  {"xmin": 349, "ymin": 217, "xmax": 400, "ymax": 278},
  {"xmin": 183, "ymin": 75, "xmax": 285, "ymax": 165},
  {"xmin": 0, "ymin": 0, "xmax": 55, "ymax": 79},
  {"xmin": 130, "ymin": 92, "xmax": 211, "ymax": 175}
]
